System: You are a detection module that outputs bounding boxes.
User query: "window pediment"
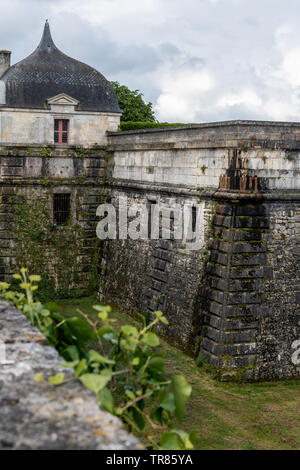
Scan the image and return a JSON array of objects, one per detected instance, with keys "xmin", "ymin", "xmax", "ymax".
[{"xmin": 47, "ymin": 93, "xmax": 80, "ymax": 110}]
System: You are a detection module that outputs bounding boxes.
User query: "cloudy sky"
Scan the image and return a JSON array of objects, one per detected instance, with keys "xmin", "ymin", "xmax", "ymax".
[{"xmin": 1, "ymin": 0, "xmax": 300, "ymax": 122}]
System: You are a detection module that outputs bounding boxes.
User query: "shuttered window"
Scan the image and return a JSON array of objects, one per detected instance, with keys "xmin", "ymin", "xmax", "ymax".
[{"xmin": 54, "ymin": 119, "xmax": 69, "ymax": 145}]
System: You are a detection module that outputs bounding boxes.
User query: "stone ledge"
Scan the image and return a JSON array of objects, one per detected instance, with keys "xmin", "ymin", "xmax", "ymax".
[{"xmin": 0, "ymin": 300, "xmax": 142, "ymax": 450}]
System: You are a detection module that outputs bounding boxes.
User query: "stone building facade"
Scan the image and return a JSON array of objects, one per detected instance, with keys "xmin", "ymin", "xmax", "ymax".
[{"xmin": 0, "ymin": 23, "xmax": 299, "ymax": 381}]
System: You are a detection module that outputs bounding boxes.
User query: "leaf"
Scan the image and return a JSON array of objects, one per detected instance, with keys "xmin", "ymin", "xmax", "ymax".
[
  {"xmin": 150, "ymin": 407, "xmax": 163, "ymax": 425},
  {"xmin": 121, "ymin": 325, "xmax": 138, "ymax": 338},
  {"xmin": 29, "ymin": 275, "xmax": 41, "ymax": 282},
  {"xmin": 154, "ymin": 311, "xmax": 163, "ymax": 319},
  {"xmin": 132, "ymin": 357, "xmax": 140, "ymax": 366},
  {"xmin": 160, "ymin": 392, "xmax": 176, "ymax": 413},
  {"xmin": 148, "ymin": 356, "xmax": 165, "ymax": 372},
  {"xmin": 189, "ymin": 430, "xmax": 198, "ymax": 446},
  {"xmin": 98, "ymin": 387, "xmax": 114, "ymax": 414},
  {"xmin": 125, "ymin": 389, "xmax": 135, "ymax": 400},
  {"xmin": 160, "ymin": 431, "xmax": 182, "ymax": 450},
  {"xmin": 0, "ymin": 282, "xmax": 10, "ymax": 290},
  {"xmin": 174, "ymin": 430, "xmax": 194, "ymax": 450},
  {"xmin": 61, "ymin": 360, "xmax": 79, "ymax": 368},
  {"xmin": 103, "ymin": 332, "xmax": 118, "ymax": 345},
  {"xmin": 89, "ymin": 350, "xmax": 115, "ymax": 365},
  {"xmin": 132, "ymin": 408, "xmax": 145, "ymax": 430},
  {"xmin": 66, "ymin": 317, "xmax": 96, "ymax": 346},
  {"xmin": 49, "ymin": 373, "xmax": 65, "ymax": 385},
  {"xmin": 172, "ymin": 375, "xmax": 192, "ymax": 422},
  {"xmin": 142, "ymin": 332, "xmax": 160, "ymax": 347},
  {"xmin": 44, "ymin": 323, "xmax": 57, "ymax": 346},
  {"xmin": 80, "ymin": 373, "xmax": 111, "ymax": 394},
  {"xmin": 44, "ymin": 302, "xmax": 60, "ymax": 313},
  {"xmin": 34, "ymin": 372, "xmax": 44, "ymax": 382},
  {"xmin": 51, "ymin": 312, "xmax": 65, "ymax": 323},
  {"xmin": 74, "ymin": 359, "xmax": 88, "ymax": 377},
  {"xmin": 96, "ymin": 325, "xmax": 113, "ymax": 337},
  {"xmin": 93, "ymin": 305, "xmax": 112, "ymax": 313},
  {"xmin": 20, "ymin": 282, "xmax": 30, "ymax": 290},
  {"xmin": 63, "ymin": 345, "xmax": 80, "ymax": 362},
  {"xmin": 41, "ymin": 309, "xmax": 50, "ymax": 317},
  {"xmin": 98, "ymin": 312, "xmax": 108, "ymax": 321}
]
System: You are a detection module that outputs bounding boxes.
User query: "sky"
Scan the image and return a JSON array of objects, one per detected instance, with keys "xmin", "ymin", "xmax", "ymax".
[{"xmin": 1, "ymin": 0, "xmax": 300, "ymax": 123}]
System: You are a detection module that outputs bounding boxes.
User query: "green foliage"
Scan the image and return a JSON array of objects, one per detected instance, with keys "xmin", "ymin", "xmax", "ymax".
[
  {"xmin": 119, "ymin": 121, "xmax": 194, "ymax": 131},
  {"xmin": 111, "ymin": 81, "xmax": 156, "ymax": 122},
  {"xmin": 0, "ymin": 270, "xmax": 195, "ymax": 450}
]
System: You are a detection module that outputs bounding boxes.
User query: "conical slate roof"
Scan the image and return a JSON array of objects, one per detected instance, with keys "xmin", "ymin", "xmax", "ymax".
[{"xmin": 0, "ymin": 21, "xmax": 121, "ymax": 112}]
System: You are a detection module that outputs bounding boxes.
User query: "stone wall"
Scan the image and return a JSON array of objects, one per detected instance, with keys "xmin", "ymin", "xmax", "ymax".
[
  {"xmin": 108, "ymin": 120, "xmax": 300, "ymax": 190},
  {"xmin": 0, "ymin": 299, "xmax": 141, "ymax": 450},
  {"xmin": 98, "ymin": 121, "xmax": 300, "ymax": 380},
  {"xmin": 0, "ymin": 120, "xmax": 299, "ymax": 382},
  {"xmin": 0, "ymin": 145, "xmax": 110, "ymax": 297},
  {"xmin": 98, "ymin": 185, "xmax": 213, "ymax": 352}
]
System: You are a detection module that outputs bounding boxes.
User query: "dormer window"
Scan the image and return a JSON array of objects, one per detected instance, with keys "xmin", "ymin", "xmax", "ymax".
[{"xmin": 54, "ymin": 119, "xmax": 69, "ymax": 145}]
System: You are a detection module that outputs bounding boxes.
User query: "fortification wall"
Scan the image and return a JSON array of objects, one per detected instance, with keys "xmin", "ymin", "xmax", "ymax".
[
  {"xmin": 99, "ymin": 121, "xmax": 300, "ymax": 381},
  {"xmin": 0, "ymin": 145, "xmax": 110, "ymax": 297},
  {"xmin": 108, "ymin": 121, "xmax": 300, "ymax": 191}
]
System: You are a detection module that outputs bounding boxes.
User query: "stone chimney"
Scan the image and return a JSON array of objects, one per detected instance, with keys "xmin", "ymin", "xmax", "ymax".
[{"xmin": 0, "ymin": 50, "xmax": 11, "ymax": 77}]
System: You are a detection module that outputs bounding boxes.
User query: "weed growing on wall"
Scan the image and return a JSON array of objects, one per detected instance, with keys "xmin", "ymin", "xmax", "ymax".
[{"xmin": 0, "ymin": 270, "xmax": 196, "ymax": 450}]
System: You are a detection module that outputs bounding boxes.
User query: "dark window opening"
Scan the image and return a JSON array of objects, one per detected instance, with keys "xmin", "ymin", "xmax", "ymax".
[
  {"xmin": 54, "ymin": 119, "xmax": 69, "ymax": 145},
  {"xmin": 192, "ymin": 206, "xmax": 197, "ymax": 233},
  {"xmin": 186, "ymin": 206, "xmax": 197, "ymax": 243},
  {"xmin": 53, "ymin": 193, "xmax": 71, "ymax": 225},
  {"xmin": 147, "ymin": 200, "xmax": 157, "ymax": 239}
]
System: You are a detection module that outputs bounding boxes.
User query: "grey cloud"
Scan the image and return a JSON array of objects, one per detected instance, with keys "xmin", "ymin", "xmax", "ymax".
[{"xmin": 1, "ymin": 0, "xmax": 300, "ymax": 121}]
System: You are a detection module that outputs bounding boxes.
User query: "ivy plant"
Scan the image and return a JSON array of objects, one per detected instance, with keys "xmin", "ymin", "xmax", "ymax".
[{"xmin": 0, "ymin": 269, "xmax": 196, "ymax": 450}]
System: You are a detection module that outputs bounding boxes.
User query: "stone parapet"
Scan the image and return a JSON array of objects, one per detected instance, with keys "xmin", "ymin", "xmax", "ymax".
[{"xmin": 0, "ymin": 299, "xmax": 141, "ymax": 450}]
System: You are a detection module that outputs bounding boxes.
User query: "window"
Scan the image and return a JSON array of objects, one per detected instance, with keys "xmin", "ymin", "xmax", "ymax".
[
  {"xmin": 192, "ymin": 206, "xmax": 197, "ymax": 233},
  {"xmin": 147, "ymin": 200, "xmax": 157, "ymax": 239},
  {"xmin": 54, "ymin": 119, "xmax": 69, "ymax": 145},
  {"xmin": 53, "ymin": 193, "xmax": 71, "ymax": 225},
  {"xmin": 186, "ymin": 206, "xmax": 197, "ymax": 242}
]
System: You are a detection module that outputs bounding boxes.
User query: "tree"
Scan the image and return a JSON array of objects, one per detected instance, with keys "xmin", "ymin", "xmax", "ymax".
[{"xmin": 111, "ymin": 81, "xmax": 156, "ymax": 122}]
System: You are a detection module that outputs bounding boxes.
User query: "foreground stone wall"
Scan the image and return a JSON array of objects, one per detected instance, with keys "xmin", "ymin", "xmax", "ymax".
[{"xmin": 0, "ymin": 299, "xmax": 141, "ymax": 450}]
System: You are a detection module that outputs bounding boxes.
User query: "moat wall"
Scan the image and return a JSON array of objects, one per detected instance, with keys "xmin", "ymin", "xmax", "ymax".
[
  {"xmin": 0, "ymin": 144, "xmax": 111, "ymax": 299},
  {"xmin": 0, "ymin": 121, "xmax": 299, "ymax": 381},
  {"xmin": 99, "ymin": 121, "xmax": 300, "ymax": 381}
]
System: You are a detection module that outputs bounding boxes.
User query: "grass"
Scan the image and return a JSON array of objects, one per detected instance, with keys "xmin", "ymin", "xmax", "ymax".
[{"xmin": 56, "ymin": 296, "xmax": 300, "ymax": 450}]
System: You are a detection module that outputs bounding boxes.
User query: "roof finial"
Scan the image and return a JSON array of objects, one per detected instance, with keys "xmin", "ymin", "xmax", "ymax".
[{"xmin": 38, "ymin": 19, "xmax": 56, "ymax": 51}]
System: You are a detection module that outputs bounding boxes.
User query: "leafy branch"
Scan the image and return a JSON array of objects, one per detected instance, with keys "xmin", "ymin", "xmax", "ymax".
[{"xmin": 0, "ymin": 270, "xmax": 196, "ymax": 450}]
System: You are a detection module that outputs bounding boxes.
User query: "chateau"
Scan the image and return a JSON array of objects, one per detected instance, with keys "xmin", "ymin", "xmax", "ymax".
[{"xmin": 0, "ymin": 21, "xmax": 299, "ymax": 381}]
